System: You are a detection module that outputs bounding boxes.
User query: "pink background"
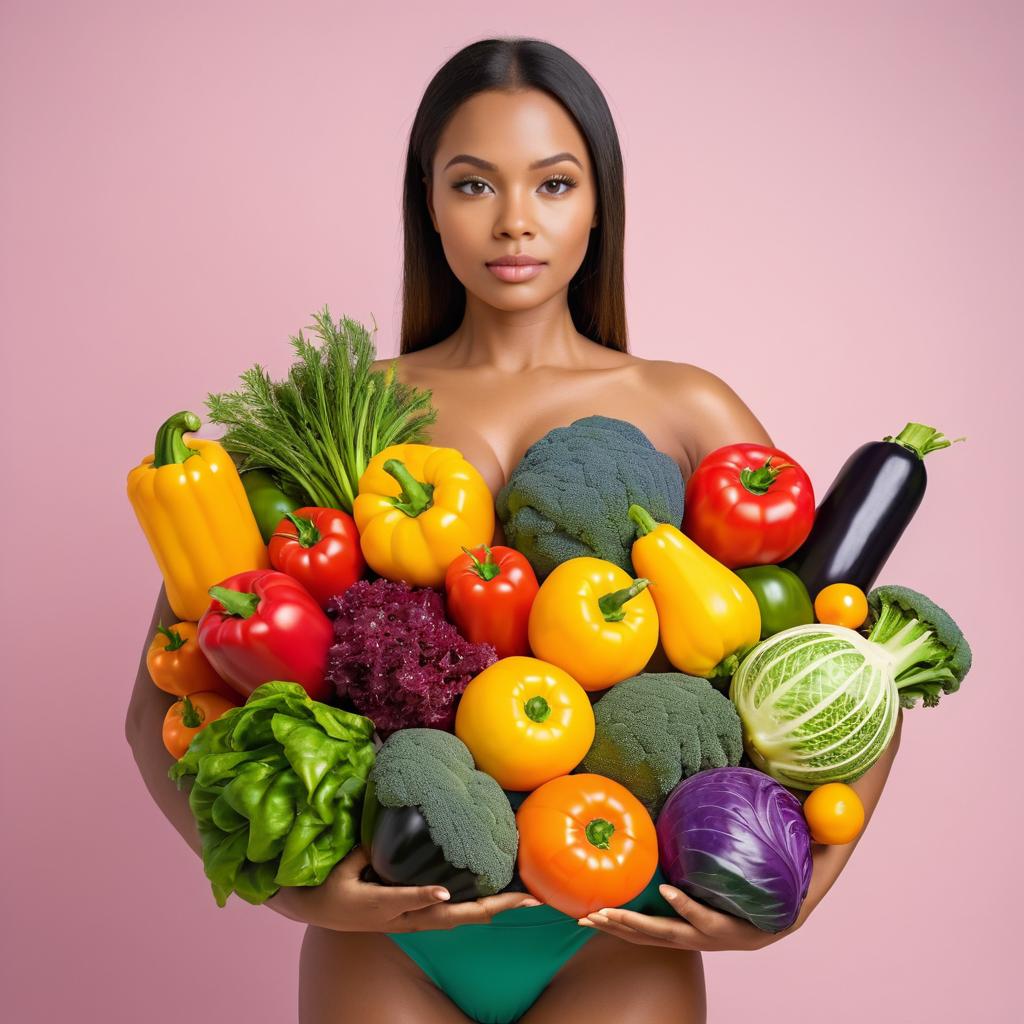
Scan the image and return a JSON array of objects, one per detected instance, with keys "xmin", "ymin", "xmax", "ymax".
[{"xmin": 2, "ymin": 1, "xmax": 1019, "ymax": 1021}]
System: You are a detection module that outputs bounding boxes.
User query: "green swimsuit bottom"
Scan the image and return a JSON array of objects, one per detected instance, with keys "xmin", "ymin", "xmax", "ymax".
[{"xmin": 386, "ymin": 867, "xmax": 677, "ymax": 1024}]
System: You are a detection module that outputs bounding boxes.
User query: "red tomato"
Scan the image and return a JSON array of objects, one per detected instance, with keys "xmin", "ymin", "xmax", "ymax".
[
  {"xmin": 268, "ymin": 507, "xmax": 365, "ymax": 609},
  {"xmin": 444, "ymin": 545, "xmax": 539, "ymax": 658},
  {"xmin": 683, "ymin": 443, "xmax": 815, "ymax": 568}
]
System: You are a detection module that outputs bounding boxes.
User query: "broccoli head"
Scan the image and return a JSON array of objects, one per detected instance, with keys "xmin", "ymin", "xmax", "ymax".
[
  {"xmin": 495, "ymin": 415, "xmax": 684, "ymax": 580},
  {"xmin": 866, "ymin": 584, "xmax": 972, "ymax": 708},
  {"xmin": 581, "ymin": 672, "xmax": 743, "ymax": 817},
  {"xmin": 363, "ymin": 728, "xmax": 517, "ymax": 896}
]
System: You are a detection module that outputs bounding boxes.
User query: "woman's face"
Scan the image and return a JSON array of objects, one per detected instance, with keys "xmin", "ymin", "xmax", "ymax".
[{"xmin": 425, "ymin": 88, "xmax": 599, "ymax": 311}]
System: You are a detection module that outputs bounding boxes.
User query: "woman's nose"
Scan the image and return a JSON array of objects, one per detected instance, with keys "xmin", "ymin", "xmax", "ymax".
[{"xmin": 493, "ymin": 186, "xmax": 536, "ymax": 238}]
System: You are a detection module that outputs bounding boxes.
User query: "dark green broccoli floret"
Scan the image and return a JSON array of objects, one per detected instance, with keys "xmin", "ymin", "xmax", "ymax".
[
  {"xmin": 495, "ymin": 415, "xmax": 684, "ymax": 579},
  {"xmin": 866, "ymin": 584, "xmax": 972, "ymax": 708},
  {"xmin": 581, "ymin": 673, "xmax": 743, "ymax": 816},
  {"xmin": 368, "ymin": 729, "xmax": 517, "ymax": 895}
]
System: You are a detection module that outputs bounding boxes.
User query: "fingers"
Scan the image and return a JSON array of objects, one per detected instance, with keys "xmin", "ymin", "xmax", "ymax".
[
  {"xmin": 579, "ymin": 913, "xmax": 685, "ymax": 949},
  {"xmin": 658, "ymin": 885, "xmax": 732, "ymax": 938},
  {"xmin": 334, "ymin": 844, "xmax": 369, "ymax": 876},
  {"xmin": 396, "ymin": 890, "xmax": 541, "ymax": 930}
]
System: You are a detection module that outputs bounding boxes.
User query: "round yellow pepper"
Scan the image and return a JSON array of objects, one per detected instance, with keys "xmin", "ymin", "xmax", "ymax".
[
  {"xmin": 454, "ymin": 656, "xmax": 595, "ymax": 792},
  {"xmin": 354, "ymin": 443, "xmax": 495, "ymax": 588},
  {"xmin": 527, "ymin": 557, "xmax": 659, "ymax": 691}
]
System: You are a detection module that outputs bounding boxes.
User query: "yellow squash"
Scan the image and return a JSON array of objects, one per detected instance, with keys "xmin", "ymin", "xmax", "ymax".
[
  {"xmin": 126, "ymin": 411, "xmax": 269, "ymax": 621},
  {"xmin": 628, "ymin": 504, "xmax": 760, "ymax": 678},
  {"xmin": 354, "ymin": 443, "xmax": 494, "ymax": 588},
  {"xmin": 527, "ymin": 556, "xmax": 658, "ymax": 691}
]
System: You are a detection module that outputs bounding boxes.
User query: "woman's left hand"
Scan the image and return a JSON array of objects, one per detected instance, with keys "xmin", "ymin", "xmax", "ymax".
[{"xmin": 577, "ymin": 884, "xmax": 800, "ymax": 951}]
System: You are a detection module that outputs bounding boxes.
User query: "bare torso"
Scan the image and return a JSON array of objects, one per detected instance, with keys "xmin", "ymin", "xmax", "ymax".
[{"xmin": 374, "ymin": 340, "xmax": 705, "ymax": 545}]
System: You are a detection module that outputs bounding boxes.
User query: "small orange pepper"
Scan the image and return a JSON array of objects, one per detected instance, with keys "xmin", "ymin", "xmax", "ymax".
[{"xmin": 146, "ymin": 621, "xmax": 235, "ymax": 699}]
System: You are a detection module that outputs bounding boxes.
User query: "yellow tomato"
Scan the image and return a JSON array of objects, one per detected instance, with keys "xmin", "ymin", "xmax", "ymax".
[
  {"xmin": 527, "ymin": 557, "xmax": 659, "ymax": 691},
  {"xmin": 454, "ymin": 656, "xmax": 595, "ymax": 792},
  {"xmin": 803, "ymin": 783, "xmax": 865, "ymax": 844},
  {"xmin": 814, "ymin": 583, "xmax": 868, "ymax": 629}
]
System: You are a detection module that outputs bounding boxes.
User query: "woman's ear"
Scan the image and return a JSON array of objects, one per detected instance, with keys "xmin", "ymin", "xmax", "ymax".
[{"xmin": 591, "ymin": 211, "xmax": 599, "ymax": 229}]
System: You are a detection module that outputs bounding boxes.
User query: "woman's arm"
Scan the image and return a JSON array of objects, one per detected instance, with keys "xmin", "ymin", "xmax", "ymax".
[
  {"xmin": 582, "ymin": 363, "xmax": 904, "ymax": 948},
  {"xmin": 124, "ymin": 585, "xmax": 539, "ymax": 930},
  {"xmin": 124, "ymin": 585, "xmax": 204, "ymax": 858}
]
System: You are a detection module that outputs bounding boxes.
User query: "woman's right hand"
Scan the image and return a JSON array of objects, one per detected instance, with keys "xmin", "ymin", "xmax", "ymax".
[{"xmin": 268, "ymin": 845, "xmax": 541, "ymax": 932}]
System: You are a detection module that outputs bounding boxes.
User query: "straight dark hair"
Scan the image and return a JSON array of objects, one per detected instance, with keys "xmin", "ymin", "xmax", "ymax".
[{"xmin": 400, "ymin": 37, "xmax": 628, "ymax": 355}]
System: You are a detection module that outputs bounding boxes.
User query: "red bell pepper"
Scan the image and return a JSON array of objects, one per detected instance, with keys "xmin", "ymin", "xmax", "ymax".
[
  {"xmin": 444, "ymin": 544, "xmax": 539, "ymax": 658},
  {"xmin": 197, "ymin": 569, "xmax": 333, "ymax": 701},
  {"xmin": 682, "ymin": 443, "xmax": 815, "ymax": 568},
  {"xmin": 268, "ymin": 507, "xmax": 366, "ymax": 609}
]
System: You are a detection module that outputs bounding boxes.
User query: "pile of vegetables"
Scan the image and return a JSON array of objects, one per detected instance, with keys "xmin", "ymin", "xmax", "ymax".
[{"xmin": 127, "ymin": 308, "xmax": 972, "ymax": 934}]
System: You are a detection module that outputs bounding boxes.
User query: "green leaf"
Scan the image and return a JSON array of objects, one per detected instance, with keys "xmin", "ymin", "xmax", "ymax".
[
  {"xmin": 308, "ymin": 701, "xmax": 375, "ymax": 743},
  {"xmin": 271, "ymin": 715, "xmax": 348, "ymax": 797}
]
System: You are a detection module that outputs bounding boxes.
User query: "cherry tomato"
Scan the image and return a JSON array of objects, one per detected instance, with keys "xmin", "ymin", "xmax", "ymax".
[
  {"xmin": 803, "ymin": 783, "xmax": 865, "ymax": 844},
  {"xmin": 516, "ymin": 773, "xmax": 658, "ymax": 919},
  {"xmin": 162, "ymin": 692, "xmax": 238, "ymax": 760},
  {"xmin": 814, "ymin": 583, "xmax": 868, "ymax": 629}
]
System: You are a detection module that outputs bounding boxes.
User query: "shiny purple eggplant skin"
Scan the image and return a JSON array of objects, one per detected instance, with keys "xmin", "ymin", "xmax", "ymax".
[
  {"xmin": 657, "ymin": 767, "xmax": 812, "ymax": 933},
  {"xmin": 783, "ymin": 433, "xmax": 930, "ymax": 599}
]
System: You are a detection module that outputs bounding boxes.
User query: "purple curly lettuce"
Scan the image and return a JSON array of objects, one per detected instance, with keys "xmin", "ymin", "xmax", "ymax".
[
  {"xmin": 326, "ymin": 579, "xmax": 497, "ymax": 737},
  {"xmin": 656, "ymin": 766, "xmax": 812, "ymax": 933}
]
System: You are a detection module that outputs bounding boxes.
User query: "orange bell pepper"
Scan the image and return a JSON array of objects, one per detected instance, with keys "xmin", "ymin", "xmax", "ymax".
[
  {"xmin": 454, "ymin": 656, "xmax": 595, "ymax": 791},
  {"xmin": 516, "ymin": 773, "xmax": 659, "ymax": 919},
  {"xmin": 146, "ymin": 621, "xmax": 235, "ymax": 698},
  {"xmin": 162, "ymin": 692, "xmax": 239, "ymax": 760}
]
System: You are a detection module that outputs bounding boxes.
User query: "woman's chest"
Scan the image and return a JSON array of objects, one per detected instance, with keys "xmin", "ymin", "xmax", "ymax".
[{"xmin": 415, "ymin": 370, "xmax": 694, "ymax": 543}]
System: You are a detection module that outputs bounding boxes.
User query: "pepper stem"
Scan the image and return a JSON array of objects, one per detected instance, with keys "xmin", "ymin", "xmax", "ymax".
[
  {"xmin": 464, "ymin": 545, "xmax": 501, "ymax": 582},
  {"xmin": 383, "ymin": 458, "xmax": 434, "ymax": 517},
  {"xmin": 739, "ymin": 457, "xmax": 793, "ymax": 495},
  {"xmin": 628, "ymin": 504, "xmax": 657, "ymax": 537},
  {"xmin": 272, "ymin": 512, "xmax": 321, "ymax": 548},
  {"xmin": 883, "ymin": 422, "xmax": 966, "ymax": 459},
  {"xmin": 209, "ymin": 585, "xmax": 260, "ymax": 619},
  {"xmin": 155, "ymin": 622, "xmax": 186, "ymax": 651},
  {"xmin": 524, "ymin": 695, "xmax": 551, "ymax": 723},
  {"xmin": 153, "ymin": 411, "xmax": 201, "ymax": 468},
  {"xmin": 597, "ymin": 579, "xmax": 651, "ymax": 622},
  {"xmin": 179, "ymin": 695, "xmax": 204, "ymax": 728},
  {"xmin": 585, "ymin": 818, "xmax": 615, "ymax": 850}
]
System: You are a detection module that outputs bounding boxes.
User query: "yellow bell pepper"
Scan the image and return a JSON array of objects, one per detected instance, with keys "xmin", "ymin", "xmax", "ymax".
[
  {"xmin": 628, "ymin": 504, "xmax": 760, "ymax": 678},
  {"xmin": 454, "ymin": 656, "xmax": 595, "ymax": 791},
  {"xmin": 126, "ymin": 411, "xmax": 269, "ymax": 621},
  {"xmin": 527, "ymin": 556, "xmax": 658, "ymax": 691},
  {"xmin": 354, "ymin": 443, "xmax": 494, "ymax": 588}
]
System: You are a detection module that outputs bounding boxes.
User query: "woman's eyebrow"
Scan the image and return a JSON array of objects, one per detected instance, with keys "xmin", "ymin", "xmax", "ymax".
[{"xmin": 442, "ymin": 152, "xmax": 583, "ymax": 172}]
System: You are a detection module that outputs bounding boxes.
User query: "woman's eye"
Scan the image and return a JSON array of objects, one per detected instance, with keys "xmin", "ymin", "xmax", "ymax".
[{"xmin": 452, "ymin": 176, "xmax": 578, "ymax": 197}]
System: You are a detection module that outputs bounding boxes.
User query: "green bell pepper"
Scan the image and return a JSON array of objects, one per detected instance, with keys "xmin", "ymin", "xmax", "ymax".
[
  {"xmin": 736, "ymin": 565, "xmax": 815, "ymax": 640},
  {"xmin": 241, "ymin": 469, "xmax": 301, "ymax": 543}
]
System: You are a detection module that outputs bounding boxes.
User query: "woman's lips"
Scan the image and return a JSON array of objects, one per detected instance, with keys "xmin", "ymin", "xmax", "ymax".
[{"xmin": 486, "ymin": 263, "xmax": 546, "ymax": 282}]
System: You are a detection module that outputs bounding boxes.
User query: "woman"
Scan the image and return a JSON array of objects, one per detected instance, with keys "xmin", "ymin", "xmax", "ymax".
[{"xmin": 126, "ymin": 36, "xmax": 903, "ymax": 1024}]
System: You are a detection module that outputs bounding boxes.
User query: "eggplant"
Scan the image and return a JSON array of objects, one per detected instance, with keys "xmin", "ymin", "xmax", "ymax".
[
  {"xmin": 359, "ymin": 779, "xmax": 485, "ymax": 902},
  {"xmin": 782, "ymin": 423, "xmax": 962, "ymax": 599}
]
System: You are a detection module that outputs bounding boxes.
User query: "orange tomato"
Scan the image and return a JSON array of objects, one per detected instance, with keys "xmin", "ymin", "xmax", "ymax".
[
  {"xmin": 454, "ymin": 656, "xmax": 595, "ymax": 791},
  {"xmin": 162, "ymin": 691, "xmax": 238, "ymax": 760},
  {"xmin": 516, "ymin": 773, "xmax": 658, "ymax": 919},
  {"xmin": 803, "ymin": 782, "xmax": 865, "ymax": 844},
  {"xmin": 147, "ymin": 621, "xmax": 234, "ymax": 698},
  {"xmin": 814, "ymin": 583, "xmax": 868, "ymax": 629}
]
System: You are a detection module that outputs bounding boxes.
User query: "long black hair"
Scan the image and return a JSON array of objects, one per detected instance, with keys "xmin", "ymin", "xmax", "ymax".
[{"xmin": 400, "ymin": 37, "xmax": 628, "ymax": 354}]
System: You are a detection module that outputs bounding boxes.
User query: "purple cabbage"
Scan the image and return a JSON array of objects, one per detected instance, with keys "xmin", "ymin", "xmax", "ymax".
[{"xmin": 656, "ymin": 766, "xmax": 812, "ymax": 933}]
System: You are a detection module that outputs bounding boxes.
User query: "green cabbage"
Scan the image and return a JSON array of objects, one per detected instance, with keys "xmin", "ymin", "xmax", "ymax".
[{"xmin": 729, "ymin": 624, "xmax": 901, "ymax": 790}]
